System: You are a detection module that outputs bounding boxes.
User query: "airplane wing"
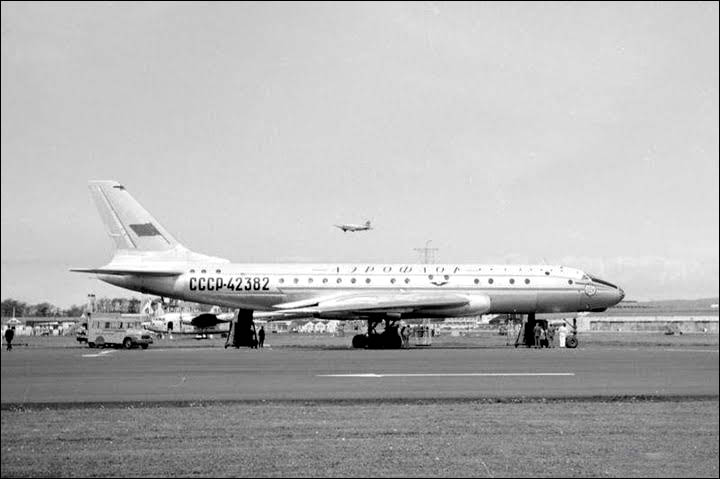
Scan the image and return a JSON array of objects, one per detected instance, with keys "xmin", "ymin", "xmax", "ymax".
[
  {"xmin": 190, "ymin": 313, "xmax": 233, "ymax": 329},
  {"xmin": 258, "ymin": 292, "xmax": 480, "ymax": 320}
]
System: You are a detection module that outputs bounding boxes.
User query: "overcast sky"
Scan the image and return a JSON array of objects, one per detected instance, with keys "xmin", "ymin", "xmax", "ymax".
[{"xmin": 2, "ymin": 2, "xmax": 718, "ymax": 307}]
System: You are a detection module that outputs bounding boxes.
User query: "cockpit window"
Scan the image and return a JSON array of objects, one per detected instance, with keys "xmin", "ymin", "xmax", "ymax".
[{"xmin": 589, "ymin": 275, "xmax": 618, "ymax": 289}]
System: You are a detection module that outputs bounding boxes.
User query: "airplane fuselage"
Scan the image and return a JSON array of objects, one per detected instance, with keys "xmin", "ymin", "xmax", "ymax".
[{"xmin": 99, "ymin": 262, "xmax": 624, "ymax": 318}]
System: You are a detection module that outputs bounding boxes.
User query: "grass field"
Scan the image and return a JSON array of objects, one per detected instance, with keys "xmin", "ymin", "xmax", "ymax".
[{"xmin": 2, "ymin": 399, "xmax": 717, "ymax": 477}]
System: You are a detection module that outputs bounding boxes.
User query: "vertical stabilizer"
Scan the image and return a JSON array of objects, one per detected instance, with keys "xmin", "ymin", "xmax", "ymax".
[{"xmin": 89, "ymin": 180, "xmax": 180, "ymax": 252}]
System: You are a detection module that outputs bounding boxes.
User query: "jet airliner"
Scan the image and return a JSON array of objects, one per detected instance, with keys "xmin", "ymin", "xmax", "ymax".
[
  {"xmin": 73, "ymin": 181, "xmax": 624, "ymax": 348},
  {"xmin": 334, "ymin": 220, "xmax": 372, "ymax": 232}
]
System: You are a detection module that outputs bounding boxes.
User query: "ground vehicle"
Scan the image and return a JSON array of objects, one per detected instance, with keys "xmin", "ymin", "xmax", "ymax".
[{"xmin": 87, "ymin": 318, "xmax": 153, "ymax": 349}]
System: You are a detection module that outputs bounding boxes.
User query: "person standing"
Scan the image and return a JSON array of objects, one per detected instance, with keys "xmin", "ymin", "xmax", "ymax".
[
  {"xmin": 557, "ymin": 323, "xmax": 568, "ymax": 348},
  {"xmin": 533, "ymin": 322, "xmax": 542, "ymax": 349},
  {"xmin": 547, "ymin": 325, "xmax": 555, "ymax": 348},
  {"xmin": 258, "ymin": 326, "xmax": 265, "ymax": 348},
  {"xmin": 4, "ymin": 326, "xmax": 15, "ymax": 351},
  {"xmin": 402, "ymin": 325, "xmax": 411, "ymax": 348}
]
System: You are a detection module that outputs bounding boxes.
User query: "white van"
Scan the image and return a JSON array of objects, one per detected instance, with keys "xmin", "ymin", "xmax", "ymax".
[{"xmin": 87, "ymin": 318, "xmax": 153, "ymax": 349}]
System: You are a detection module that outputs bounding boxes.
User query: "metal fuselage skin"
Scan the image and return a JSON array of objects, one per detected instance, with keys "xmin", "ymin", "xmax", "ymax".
[{"xmin": 99, "ymin": 263, "xmax": 624, "ymax": 318}]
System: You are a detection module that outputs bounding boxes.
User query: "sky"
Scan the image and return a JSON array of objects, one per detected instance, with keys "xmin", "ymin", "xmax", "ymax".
[{"xmin": 1, "ymin": 2, "xmax": 718, "ymax": 307}]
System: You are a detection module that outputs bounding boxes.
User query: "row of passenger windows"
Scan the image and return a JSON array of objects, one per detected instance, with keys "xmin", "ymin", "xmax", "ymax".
[
  {"xmin": 187, "ymin": 269, "xmax": 574, "ymax": 286},
  {"xmin": 189, "ymin": 269, "xmax": 561, "ymax": 277},
  {"xmin": 270, "ymin": 277, "xmax": 574, "ymax": 286}
]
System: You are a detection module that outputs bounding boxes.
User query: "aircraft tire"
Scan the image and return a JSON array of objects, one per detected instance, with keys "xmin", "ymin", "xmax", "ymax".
[
  {"xmin": 352, "ymin": 334, "xmax": 367, "ymax": 349},
  {"xmin": 367, "ymin": 334, "xmax": 385, "ymax": 349},
  {"xmin": 565, "ymin": 336, "xmax": 578, "ymax": 349},
  {"xmin": 380, "ymin": 332, "xmax": 402, "ymax": 349}
]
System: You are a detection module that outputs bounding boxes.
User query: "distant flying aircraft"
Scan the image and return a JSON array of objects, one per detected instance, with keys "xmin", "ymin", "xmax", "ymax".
[
  {"xmin": 334, "ymin": 220, "xmax": 372, "ymax": 232},
  {"xmin": 73, "ymin": 181, "xmax": 624, "ymax": 349}
]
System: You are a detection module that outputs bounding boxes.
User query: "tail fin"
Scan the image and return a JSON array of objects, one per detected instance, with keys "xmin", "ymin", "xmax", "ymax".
[{"xmin": 89, "ymin": 180, "xmax": 180, "ymax": 252}]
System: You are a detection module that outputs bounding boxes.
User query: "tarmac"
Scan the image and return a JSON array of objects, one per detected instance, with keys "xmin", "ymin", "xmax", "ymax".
[{"xmin": 2, "ymin": 345, "xmax": 718, "ymax": 406}]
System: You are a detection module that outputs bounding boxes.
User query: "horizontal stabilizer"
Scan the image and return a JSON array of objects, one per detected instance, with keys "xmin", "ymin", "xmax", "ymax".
[{"xmin": 70, "ymin": 267, "xmax": 183, "ymax": 277}]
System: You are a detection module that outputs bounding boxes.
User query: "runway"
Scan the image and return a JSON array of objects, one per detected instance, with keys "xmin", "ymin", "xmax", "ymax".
[{"xmin": 2, "ymin": 346, "xmax": 718, "ymax": 405}]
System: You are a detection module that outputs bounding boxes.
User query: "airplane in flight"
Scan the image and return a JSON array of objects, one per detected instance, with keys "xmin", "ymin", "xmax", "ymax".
[
  {"xmin": 73, "ymin": 181, "xmax": 624, "ymax": 349},
  {"xmin": 334, "ymin": 220, "xmax": 372, "ymax": 232}
]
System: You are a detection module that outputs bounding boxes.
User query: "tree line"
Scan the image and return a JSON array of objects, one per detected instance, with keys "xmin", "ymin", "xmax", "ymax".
[{"xmin": 1, "ymin": 297, "xmax": 143, "ymax": 318}]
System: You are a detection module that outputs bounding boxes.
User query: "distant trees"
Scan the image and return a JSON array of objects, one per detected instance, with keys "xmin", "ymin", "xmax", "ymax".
[
  {"xmin": 1, "ymin": 296, "xmax": 220, "ymax": 317},
  {"xmin": 1, "ymin": 299, "xmax": 28, "ymax": 317},
  {"xmin": 92, "ymin": 297, "xmax": 142, "ymax": 314},
  {"xmin": 0, "ymin": 297, "xmax": 144, "ymax": 317}
]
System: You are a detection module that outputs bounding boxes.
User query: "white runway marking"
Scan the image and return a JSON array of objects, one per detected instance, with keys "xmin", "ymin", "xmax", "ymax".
[
  {"xmin": 318, "ymin": 372, "xmax": 575, "ymax": 378},
  {"xmin": 82, "ymin": 350, "xmax": 114, "ymax": 358},
  {"xmin": 662, "ymin": 348, "xmax": 719, "ymax": 353}
]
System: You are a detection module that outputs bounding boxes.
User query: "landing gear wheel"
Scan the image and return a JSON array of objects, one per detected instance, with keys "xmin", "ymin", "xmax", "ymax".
[
  {"xmin": 352, "ymin": 334, "xmax": 367, "ymax": 349},
  {"xmin": 382, "ymin": 331, "xmax": 402, "ymax": 349},
  {"xmin": 565, "ymin": 336, "xmax": 578, "ymax": 348}
]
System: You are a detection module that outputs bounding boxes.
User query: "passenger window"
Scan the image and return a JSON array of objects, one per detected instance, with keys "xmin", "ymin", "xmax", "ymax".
[
  {"xmin": 366, "ymin": 278, "xmax": 371, "ymax": 284},
  {"xmin": 568, "ymin": 279, "xmax": 574, "ymax": 285},
  {"xmin": 293, "ymin": 278, "xmax": 299, "ymax": 284},
  {"xmin": 337, "ymin": 278, "xmax": 342, "ymax": 284},
  {"xmin": 390, "ymin": 278, "xmax": 396, "ymax": 284},
  {"xmin": 308, "ymin": 278, "xmax": 313, "ymax": 284},
  {"xmin": 525, "ymin": 278, "xmax": 530, "ymax": 284},
  {"xmin": 279, "ymin": 278, "xmax": 285, "ymax": 284},
  {"xmin": 322, "ymin": 278, "xmax": 328, "ymax": 284},
  {"xmin": 510, "ymin": 278, "xmax": 515, "ymax": 284},
  {"xmin": 404, "ymin": 278, "xmax": 410, "ymax": 284},
  {"xmin": 201, "ymin": 269, "xmax": 206, "ymax": 274},
  {"xmin": 474, "ymin": 278, "xmax": 479, "ymax": 284},
  {"xmin": 351, "ymin": 278, "xmax": 357, "ymax": 284},
  {"xmin": 216, "ymin": 269, "xmax": 221, "ymax": 274},
  {"xmin": 488, "ymin": 278, "xmax": 494, "ymax": 284},
  {"xmin": 190, "ymin": 269, "xmax": 195, "ymax": 273}
]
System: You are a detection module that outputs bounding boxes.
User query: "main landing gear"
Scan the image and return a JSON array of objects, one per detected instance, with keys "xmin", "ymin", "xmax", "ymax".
[
  {"xmin": 352, "ymin": 318, "xmax": 403, "ymax": 349},
  {"xmin": 225, "ymin": 309, "xmax": 258, "ymax": 349}
]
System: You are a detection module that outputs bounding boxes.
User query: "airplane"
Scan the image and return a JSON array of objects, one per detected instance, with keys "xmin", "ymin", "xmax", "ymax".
[
  {"xmin": 72, "ymin": 181, "xmax": 624, "ymax": 349},
  {"xmin": 334, "ymin": 220, "xmax": 372, "ymax": 232},
  {"xmin": 141, "ymin": 302, "xmax": 233, "ymax": 337}
]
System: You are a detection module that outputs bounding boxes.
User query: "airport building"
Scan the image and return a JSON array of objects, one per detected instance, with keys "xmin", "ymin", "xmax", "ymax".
[{"xmin": 547, "ymin": 299, "xmax": 719, "ymax": 333}]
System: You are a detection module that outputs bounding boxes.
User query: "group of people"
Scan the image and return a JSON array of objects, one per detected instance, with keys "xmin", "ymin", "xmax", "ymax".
[
  {"xmin": 248, "ymin": 325, "xmax": 266, "ymax": 349},
  {"xmin": 533, "ymin": 322, "xmax": 569, "ymax": 348}
]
